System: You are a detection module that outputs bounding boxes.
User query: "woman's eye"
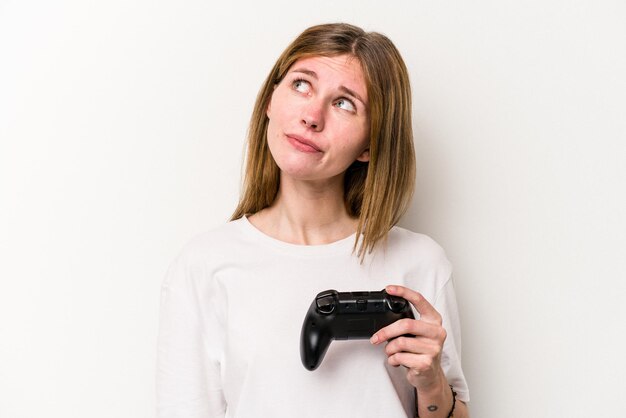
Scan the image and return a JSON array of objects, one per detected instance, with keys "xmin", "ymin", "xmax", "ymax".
[
  {"xmin": 335, "ymin": 98, "xmax": 356, "ymax": 112},
  {"xmin": 293, "ymin": 79, "xmax": 310, "ymax": 93}
]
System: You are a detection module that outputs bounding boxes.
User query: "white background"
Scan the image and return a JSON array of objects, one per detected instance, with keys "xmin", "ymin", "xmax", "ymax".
[{"xmin": 1, "ymin": 1, "xmax": 625, "ymax": 417}]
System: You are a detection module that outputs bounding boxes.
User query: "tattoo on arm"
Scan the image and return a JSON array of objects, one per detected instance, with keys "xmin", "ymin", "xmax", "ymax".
[{"xmin": 427, "ymin": 405, "xmax": 438, "ymax": 412}]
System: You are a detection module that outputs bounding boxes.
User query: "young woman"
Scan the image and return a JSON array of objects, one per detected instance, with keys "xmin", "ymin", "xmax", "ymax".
[{"xmin": 157, "ymin": 23, "xmax": 470, "ymax": 418}]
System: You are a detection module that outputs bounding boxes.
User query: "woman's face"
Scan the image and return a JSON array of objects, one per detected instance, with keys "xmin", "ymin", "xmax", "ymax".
[{"xmin": 266, "ymin": 54, "xmax": 370, "ymax": 183}]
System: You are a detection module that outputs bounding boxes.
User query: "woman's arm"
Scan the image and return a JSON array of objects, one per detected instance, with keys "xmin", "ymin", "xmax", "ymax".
[
  {"xmin": 370, "ymin": 285, "xmax": 470, "ymax": 418},
  {"xmin": 413, "ymin": 373, "xmax": 469, "ymax": 417},
  {"xmin": 157, "ymin": 255, "xmax": 226, "ymax": 417}
]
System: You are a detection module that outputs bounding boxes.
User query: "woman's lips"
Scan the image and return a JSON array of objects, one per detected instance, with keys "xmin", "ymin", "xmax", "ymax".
[{"xmin": 286, "ymin": 134, "xmax": 322, "ymax": 153}]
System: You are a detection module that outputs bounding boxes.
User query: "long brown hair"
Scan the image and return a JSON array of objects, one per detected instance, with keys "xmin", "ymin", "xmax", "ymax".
[{"xmin": 231, "ymin": 23, "xmax": 415, "ymax": 260}]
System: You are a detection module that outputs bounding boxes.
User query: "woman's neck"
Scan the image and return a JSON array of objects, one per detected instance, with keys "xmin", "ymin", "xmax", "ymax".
[{"xmin": 247, "ymin": 175, "xmax": 357, "ymax": 245}]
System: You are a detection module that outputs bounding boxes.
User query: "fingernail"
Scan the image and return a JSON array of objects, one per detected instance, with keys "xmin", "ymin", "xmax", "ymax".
[
  {"xmin": 370, "ymin": 334, "xmax": 379, "ymax": 344},
  {"xmin": 386, "ymin": 285, "xmax": 396, "ymax": 292}
]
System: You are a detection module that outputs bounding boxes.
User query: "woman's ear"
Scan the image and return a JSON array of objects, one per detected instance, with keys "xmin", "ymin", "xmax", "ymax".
[{"xmin": 356, "ymin": 148, "xmax": 370, "ymax": 162}]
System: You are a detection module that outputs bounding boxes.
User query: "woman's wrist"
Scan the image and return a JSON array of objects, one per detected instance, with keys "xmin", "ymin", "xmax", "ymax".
[
  {"xmin": 415, "ymin": 372, "xmax": 454, "ymax": 417},
  {"xmin": 414, "ymin": 368, "xmax": 448, "ymax": 396}
]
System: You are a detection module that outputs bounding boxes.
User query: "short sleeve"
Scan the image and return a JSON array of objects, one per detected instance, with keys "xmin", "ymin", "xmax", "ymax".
[
  {"xmin": 156, "ymin": 253, "xmax": 226, "ymax": 417},
  {"xmin": 434, "ymin": 277, "xmax": 470, "ymax": 403}
]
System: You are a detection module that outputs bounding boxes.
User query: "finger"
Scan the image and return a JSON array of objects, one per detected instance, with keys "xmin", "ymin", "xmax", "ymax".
[
  {"xmin": 370, "ymin": 318, "xmax": 444, "ymax": 345},
  {"xmin": 387, "ymin": 351, "xmax": 435, "ymax": 372},
  {"xmin": 384, "ymin": 336, "xmax": 442, "ymax": 358},
  {"xmin": 386, "ymin": 285, "xmax": 442, "ymax": 325}
]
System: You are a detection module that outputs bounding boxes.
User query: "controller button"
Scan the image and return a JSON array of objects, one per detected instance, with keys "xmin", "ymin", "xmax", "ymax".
[
  {"xmin": 357, "ymin": 299, "xmax": 367, "ymax": 311},
  {"xmin": 317, "ymin": 289, "xmax": 337, "ymax": 298},
  {"xmin": 316, "ymin": 295, "xmax": 335, "ymax": 314},
  {"xmin": 387, "ymin": 296, "xmax": 407, "ymax": 312}
]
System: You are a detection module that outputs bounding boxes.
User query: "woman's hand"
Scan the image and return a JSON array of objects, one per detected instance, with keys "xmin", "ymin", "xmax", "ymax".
[{"xmin": 370, "ymin": 285, "xmax": 448, "ymax": 392}]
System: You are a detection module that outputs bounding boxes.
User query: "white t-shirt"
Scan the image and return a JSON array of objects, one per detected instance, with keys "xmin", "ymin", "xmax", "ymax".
[{"xmin": 157, "ymin": 217, "xmax": 469, "ymax": 418}]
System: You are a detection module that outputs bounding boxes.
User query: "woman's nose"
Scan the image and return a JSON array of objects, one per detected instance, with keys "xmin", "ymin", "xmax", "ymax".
[{"xmin": 300, "ymin": 100, "xmax": 324, "ymax": 131}]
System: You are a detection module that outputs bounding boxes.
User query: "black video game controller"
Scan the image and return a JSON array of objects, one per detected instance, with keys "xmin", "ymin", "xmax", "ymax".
[{"xmin": 300, "ymin": 289, "xmax": 415, "ymax": 371}]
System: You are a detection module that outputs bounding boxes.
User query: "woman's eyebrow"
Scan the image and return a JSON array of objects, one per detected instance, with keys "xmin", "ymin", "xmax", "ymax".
[
  {"xmin": 291, "ymin": 68, "xmax": 367, "ymax": 107},
  {"xmin": 292, "ymin": 68, "xmax": 318, "ymax": 78},
  {"xmin": 338, "ymin": 86, "xmax": 366, "ymax": 108}
]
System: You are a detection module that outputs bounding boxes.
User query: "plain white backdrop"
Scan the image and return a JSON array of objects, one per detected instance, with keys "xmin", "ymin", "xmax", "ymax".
[{"xmin": 1, "ymin": 0, "xmax": 625, "ymax": 417}]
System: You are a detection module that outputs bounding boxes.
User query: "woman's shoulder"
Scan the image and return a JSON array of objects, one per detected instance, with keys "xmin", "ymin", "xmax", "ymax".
[
  {"xmin": 384, "ymin": 225, "xmax": 451, "ymax": 267},
  {"xmin": 172, "ymin": 218, "xmax": 249, "ymax": 262},
  {"xmin": 387, "ymin": 225, "xmax": 447, "ymax": 253},
  {"xmin": 378, "ymin": 226, "xmax": 454, "ymax": 297},
  {"xmin": 162, "ymin": 219, "xmax": 251, "ymax": 288}
]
